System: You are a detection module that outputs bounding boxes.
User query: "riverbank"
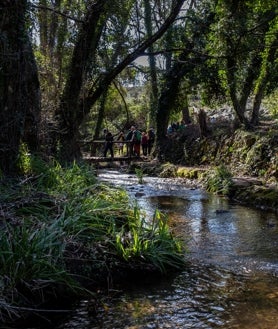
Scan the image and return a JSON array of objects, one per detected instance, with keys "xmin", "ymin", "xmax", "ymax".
[
  {"xmin": 183, "ymin": 166, "xmax": 278, "ymax": 213},
  {"xmin": 126, "ymin": 156, "xmax": 278, "ymax": 213},
  {"xmin": 0, "ymin": 163, "xmax": 185, "ymax": 326},
  {"xmin": 142, "ymin": 119, "xmax": 278, "ymax": 213},
  {"xmin": 94, "ymin": 155, "xmax": 278, "ymax": 214}
]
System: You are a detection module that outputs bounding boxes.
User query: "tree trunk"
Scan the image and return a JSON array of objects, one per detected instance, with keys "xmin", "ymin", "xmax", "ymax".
[
  {"xmin": 156, "ymin": 44, "xmax": 200, "ymax": 158},
  {"xmin": 55, "ymin": 0, "xmax": 107, "ymax": 162},
  {"xmin": 225, "ymin": 55, "xmax": 252, "ymax": 129},
  {"xmin": 38, "ymin": 0, "xmax": 48, "ymax": 54},
  {"xmin": 251, "ymin": 87, "xmax": 264, "ymax": 126},
  {"xmin": 251, "ymin": 37, "xmax": 278, "ymax": 125},
  {"xmin": 143, "ymin": 0, "xmax": 158, "ymax": 129},
  {"xmin": 182, "ymin": 94, "xmax": 191, "ymax": 124},
  {"xmin": 91, "ymin": 89, "xmax": 108, "ymax": 155},
  {"xmin": 156, "ymin": 74, "xmax": 180, "ymax": 148},
  {"xmin": 198, "ymin": 109, "xmax": 208, "ymax": 137},
  {"xmin": 0, "ymin": 0, "xmax": 41, "ymax": 174}
]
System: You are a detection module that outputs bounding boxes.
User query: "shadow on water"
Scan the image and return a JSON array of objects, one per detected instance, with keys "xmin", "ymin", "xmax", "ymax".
[
  {"xmin": 55, "ymin": 170, "xmax": 278, "ymax": 329},
  {"xmin": 58, "ymin": 265, "xmax": 278, "ymax": 329}
]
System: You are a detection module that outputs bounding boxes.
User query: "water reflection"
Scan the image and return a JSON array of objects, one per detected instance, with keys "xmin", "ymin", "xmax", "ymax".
[
  {"xmin": 59, "ymin": 265, "xmax": 278, "ymax": 329},
  {"xmin": 137, "ymin": 192, "xmax": 278, "ymax": 274},
  {"xmin": 57, "ymin": 170, "xmax": 278, "ymax": 329}
]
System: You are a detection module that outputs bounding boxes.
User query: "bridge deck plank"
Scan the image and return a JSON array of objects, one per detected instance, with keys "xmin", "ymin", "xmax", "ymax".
[{"xmin": 84, "ymin": 156, "xmax": 145, "ymax": 163}]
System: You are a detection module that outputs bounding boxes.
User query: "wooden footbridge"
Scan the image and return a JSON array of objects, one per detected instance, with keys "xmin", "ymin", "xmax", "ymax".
[
  {"xmin": 83, "ymin": 140, "xmax": 146, "ymax": 163},
  {"xmin": 84, "ymin": 155, "xmax": 143, "ymax": 163}
]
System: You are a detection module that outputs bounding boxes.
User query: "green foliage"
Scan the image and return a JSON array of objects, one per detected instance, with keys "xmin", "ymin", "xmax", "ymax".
[
  {"xmin": 0, "ymin": 222, "xmax": 68, "ymax": 285},
  {"xmin": 50, "ymin": 161, "xmax": 97, "ymax": 195},
  {"xmin": 0, "ymin": 162, "xmax": 186, "ymax": 321},
  {"xmin": 16, "ymin": 143, "xmax": 51, "ymax": 177},
  {"xmin": 135, "ymin": 167, "xmax": 144, "ymax": 184},
  {"xmin": 176, "ymin": 167, "xmax": 200, "ymax": 179},
  {"xmin": 204, "ymin": 0, "xmax": 278, "ymax": 124},
  {"xmin": 16, "ymin": 143, "xmax": 32, "ymax": 175},
  {"xmin": 159, "ymin": 163, "xmax": 177, "ymax": 178},
  {"xmin": 204, "ymin": 164, "xmax": 234, "ymax": 196},
  {"xmin": 113, "ymin": 207, "xmax": 185, "ymax": 273},
  {"xmin": 263, "ymin": 88, "xmax": 278, "ymax": 118}
]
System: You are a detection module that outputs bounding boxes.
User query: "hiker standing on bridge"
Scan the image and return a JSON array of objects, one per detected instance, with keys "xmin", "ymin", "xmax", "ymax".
[
  {"xmin": 126, "ymin": 126, "xmax": 135, "ymax": 156},
  {"xmin": 117, "ymin": 131, "xmax": 125, "ymax": 155},
  {"xmin": 103, "ymin": 130, "xmax": 114, "ymax": 158},
  {"xmin": 141, "ymin": 132, "xmax": 148, "ymax": 156},
  {"xmin": 132, "ymin": 126, "xmax": 141, "ymax": 156}
]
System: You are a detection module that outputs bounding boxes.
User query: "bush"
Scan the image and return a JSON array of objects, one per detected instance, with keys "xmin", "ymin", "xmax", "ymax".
[{"xmin": 203, "ymin": 164, "xmax": 233, "ymax": 196}]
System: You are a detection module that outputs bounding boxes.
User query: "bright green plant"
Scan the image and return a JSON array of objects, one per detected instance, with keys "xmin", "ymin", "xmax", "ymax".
[
  {"xmin": 16, "ymin": 143, "xmax": 32, "ymax": 175},
  {"xmin": 113, "ymin": 207, "xmax": 185, "ymax": 273},
  {"xmin": 135, "ymin": 167, "xmax": 144, "ymax": 184},
  {"xmin": 204, "ymin": 164, "xmax": 234, "ymax": 196}
]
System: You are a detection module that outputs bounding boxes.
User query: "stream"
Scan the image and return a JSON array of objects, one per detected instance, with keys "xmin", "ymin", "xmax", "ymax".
[{"xmin": 57, "ymin": 170, "xmax": 278, "ymax": 329}]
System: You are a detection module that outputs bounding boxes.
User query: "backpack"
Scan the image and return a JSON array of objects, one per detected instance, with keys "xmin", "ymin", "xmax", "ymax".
[
  {"xmin": 134, "ymin": 130, "xmax": 141, "ymax": 144},
  {"xmin": 105, "ymin": 132, "xmax": 113, "ymax": 142},
  {"xmin": 126, "ymin": 130, "xmax": 133, "ymax": 141},
  {"xmin": 148, "ymin": 130, "xmax": 155, "ymax": 141}
]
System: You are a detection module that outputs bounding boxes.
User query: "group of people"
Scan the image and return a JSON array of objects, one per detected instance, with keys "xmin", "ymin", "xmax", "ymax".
[
  {"xmin": 103, "ymin": 126, "xmax": 155, "ymax": 158},
  {"xmin": 167, "ymin": 120, "xmax": 190, "ymax": 137}
]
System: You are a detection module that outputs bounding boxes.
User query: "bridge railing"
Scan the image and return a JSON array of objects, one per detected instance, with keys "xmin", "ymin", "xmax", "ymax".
[{"xmin": 82, "ymin": 140, "xmax": 132, "ymax": 158}]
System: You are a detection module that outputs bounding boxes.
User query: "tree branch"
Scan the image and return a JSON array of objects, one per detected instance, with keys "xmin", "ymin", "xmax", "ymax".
[
  {"xmin": 31, "ymin": 4, "xmax": 83, "ymax": 23},
  {"xmin": 82, "ymin": 0, "xmax": 186, "ymax": 115}
]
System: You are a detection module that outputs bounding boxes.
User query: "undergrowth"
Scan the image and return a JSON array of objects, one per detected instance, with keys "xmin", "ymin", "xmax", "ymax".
[
  {"xmin": 203, "ymin": 164, "xmax": 234, "ymax": 196},
  {"xmin": 0, "ymin": 157, "xmax": 186, "ymax": 324}
]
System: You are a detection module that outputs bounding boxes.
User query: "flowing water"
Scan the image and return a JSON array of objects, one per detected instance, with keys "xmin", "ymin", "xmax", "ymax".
[{"xmin": 57, "ymin": 170, "xmax": 278, "ymax": 329}]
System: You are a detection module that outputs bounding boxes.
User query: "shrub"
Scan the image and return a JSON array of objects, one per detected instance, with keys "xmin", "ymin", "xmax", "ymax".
[{"xmin": 204, "ymin": 164, "xmax": 233, "ymax": 196}]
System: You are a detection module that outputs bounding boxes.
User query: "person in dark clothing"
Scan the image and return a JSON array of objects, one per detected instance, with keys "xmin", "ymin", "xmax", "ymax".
[
  {"xmin": 141, "ymin": 132, "xmax": 148, "ymax": 156},
  {"xmin": 132, "ymin": 127, "xmax": 141, "ymax": 156},
  {"xmin": 147, "ymin": 128, "xmax": 155, "ymax": 155},
  {"xmin": 126, "ymin": 126, "xmax": 135, "ymax": 156},
  {"xmin": 103, "ymin": 131, "xmax": 114, "ymax": 158}
]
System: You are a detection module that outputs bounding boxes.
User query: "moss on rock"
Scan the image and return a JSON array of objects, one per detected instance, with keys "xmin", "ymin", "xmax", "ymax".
[{"xmin": 231, "ymin": 183, "xmax": 278, "ymax": 212}]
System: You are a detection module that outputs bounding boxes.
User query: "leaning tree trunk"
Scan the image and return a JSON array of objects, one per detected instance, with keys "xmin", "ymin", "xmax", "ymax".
[
  {"xmin": 91, "ymin": 89, "xmax": 108, "ymax": 156},
  {"xmin": 251, "ymin": 87, "xmax": 264, "ymax": 126},
  {"xmin": 251, "ymin": 37, "xmax": 278, "ymax": 126},
  {"xmin": 225, "ymin": 47, "xmax": 262, "ymax": 130},
  {"xmin": 225, "ymin": 56, "xmax": 250, "ymax": 129},
  {"xmin": 55, "ymin": 0, "xmax": 108, "ymax": 162},
  {"xmin": 0, "ymin": 0, "xmax": 41, "ymax": 174}
]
